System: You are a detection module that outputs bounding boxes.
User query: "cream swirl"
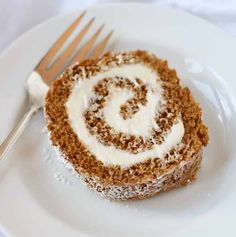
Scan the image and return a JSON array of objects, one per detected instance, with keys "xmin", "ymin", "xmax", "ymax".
[{"xmin": 66, "ymin": 64, "xmax": 184, "ymax": 167}]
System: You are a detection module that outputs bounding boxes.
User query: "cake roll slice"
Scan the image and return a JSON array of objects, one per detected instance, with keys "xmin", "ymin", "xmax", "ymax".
[{"xmin": 45, "ymin": 50, "xmax": 208, "ymax": 200}]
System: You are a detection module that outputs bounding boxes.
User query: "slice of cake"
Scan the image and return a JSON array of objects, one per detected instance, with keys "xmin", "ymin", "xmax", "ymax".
[{"xmin": 45, "ymin": 50, "xmax": 208, "ymax": 200}]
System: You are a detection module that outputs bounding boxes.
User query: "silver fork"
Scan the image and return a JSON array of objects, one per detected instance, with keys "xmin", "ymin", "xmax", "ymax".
[{"xmin": 0, "ymin": 11, "xmax": 113, "ymax": 160}]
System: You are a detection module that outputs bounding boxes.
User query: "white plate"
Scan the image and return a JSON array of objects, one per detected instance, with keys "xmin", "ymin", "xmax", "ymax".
[{"xmin": 1, "ymin": 3, "xmax": 236, "ymax": 237}]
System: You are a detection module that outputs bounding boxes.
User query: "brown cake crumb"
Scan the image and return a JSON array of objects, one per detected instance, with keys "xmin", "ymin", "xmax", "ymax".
[{"xmin": 45, "ymin": 50, "xmax": 209, "ymax": 200}]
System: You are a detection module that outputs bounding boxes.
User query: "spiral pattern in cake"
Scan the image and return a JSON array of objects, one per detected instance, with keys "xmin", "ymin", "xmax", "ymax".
[{"xmin": 45, "ymin": 50, "xmax": 208, "ymax": 200}]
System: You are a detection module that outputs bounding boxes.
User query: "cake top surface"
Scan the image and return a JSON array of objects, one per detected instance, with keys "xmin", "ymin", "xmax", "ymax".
[
  {"xmin": 66, "ymin": 61, "xmax": 184, "ymax": 167},
  {"xmin": 45, "ymin": 50, "xmax": 208, "ymax": 185}
]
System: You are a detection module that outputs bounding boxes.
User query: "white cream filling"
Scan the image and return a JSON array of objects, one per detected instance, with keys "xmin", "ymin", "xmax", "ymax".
[
  {"xmin": 26, "ymin": 71, "xmax": 49, "ymax": 108},
  {"xmin": 66, "ymin": 64, "xmax": 184, "ymax": 167},
  {"xmin": 103, "ymin": 87, "xmax": 162, "ymax": 137}
]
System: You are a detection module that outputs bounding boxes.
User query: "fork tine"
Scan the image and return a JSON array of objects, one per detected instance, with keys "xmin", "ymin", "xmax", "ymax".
[
  {"xmin": 90, "ymin": 31, "xmax": 113, "ymax": 59},
  {"xmin": 69, "ymin": 25, "xmax": 104, "ymax": 65},
  {"xmin": 48, "ymin": 18, "xmax": 95, "ymax": 77},
  {"xmin": 36, "ymin": 11, "xmax": 86, "ymax": 70}
]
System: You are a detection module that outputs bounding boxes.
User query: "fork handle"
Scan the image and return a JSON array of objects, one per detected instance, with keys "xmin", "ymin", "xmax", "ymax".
[{"xmin": 0, "ymin": 106, "xmax": 37, "ymax": 161}]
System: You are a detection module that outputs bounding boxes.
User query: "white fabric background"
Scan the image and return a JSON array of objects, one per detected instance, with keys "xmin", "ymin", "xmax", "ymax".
[
  {"xmin": 0, "ymin": 0, "xmax": 235, "ymax": 236},
  {"xmin": 1, "ymin": 0, "xmax": 236, "ymax": 53}
]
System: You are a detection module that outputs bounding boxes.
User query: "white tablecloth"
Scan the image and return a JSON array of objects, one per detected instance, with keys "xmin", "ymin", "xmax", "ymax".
[
  {"xmin": 0, "ymin": 0, "xmax": 235, "ymax": 236},
  {"xmin": 1, "ymin": 0, "xmax": 236, "ymax": 54}
]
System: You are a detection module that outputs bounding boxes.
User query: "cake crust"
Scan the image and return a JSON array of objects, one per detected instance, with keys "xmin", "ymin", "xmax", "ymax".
[{"xmin": 45, "ymin": 50, "xmax": 208, "ymax": 200}]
